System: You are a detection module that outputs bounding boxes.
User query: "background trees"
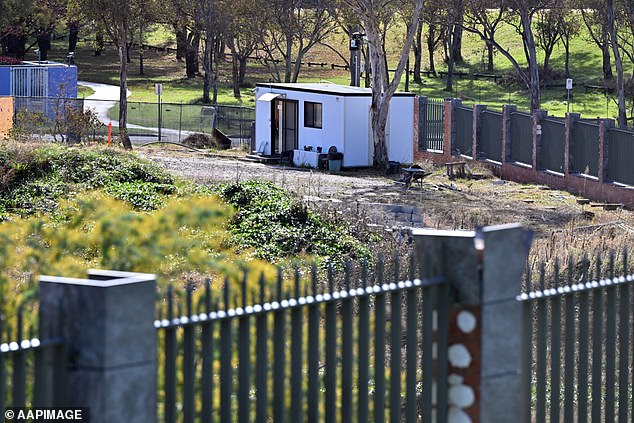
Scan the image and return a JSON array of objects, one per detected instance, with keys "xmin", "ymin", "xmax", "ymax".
[
  {"xmin": 341, "ymin": 0, "xmax": 424, "ymax": 167},
  {"xmin": 5, "ymin": 0, "xmax": 634, "ymax": 150}
]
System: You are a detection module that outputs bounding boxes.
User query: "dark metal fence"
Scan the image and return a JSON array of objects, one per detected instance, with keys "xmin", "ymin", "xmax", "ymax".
[
  {"xmin": 454, "ymin": 106, "xmax": 473, "ymax": 157},
  {"xmin": 155, "ymin": 262, "xmax": 449, "ymax": 423},
  {"xmin": 572, "ymin": 121, "xmax": 600, "ymax": 176},
  {"xmin": 510, "ymin": 112, "xmax": 533, "ymax": 165},
  {"xmin": 0, "ymin": 304, "xmax": 68, "ymax": 412},
  {"xmin": 12, "ymin": 96, "xmax": 254, "ymax": 147},
  {"xmin": 422, "ymin": 98, "xmax": 444, "ymax": 152},
  {"xmin": 540, "ymin": 118, "xmax": 566, "ymax": 173},
  {"xmin": 519, "ymin": 255, "xmax": 634, "ymax": 422},
  {"xmin": 479, "ymin": 110, "xmax": 503, "ymax": 162},
  {"xmin": 607, "ymin": 128, "xmax": 634, "ymax": 185}
]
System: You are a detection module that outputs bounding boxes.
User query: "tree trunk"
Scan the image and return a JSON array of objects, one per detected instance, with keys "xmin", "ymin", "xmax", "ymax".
[
  {"xmin": 413, "ymin": 20, "xmax": 423, "ymax": 83},
  {"xmin": 445, "ymin": 24, "xmax": 458, "ymax": 92},
  {"xmin": 230, "ymin": 42, "xmax": 241, "ymax": 98},
  {"xmin": 284, "ymin": 37, "xmax": 293, "ymax": 83},
  {"xmin": 7, "ymin": 33, "xmax": 26, "ymax": 59},
  {"xmin": 37, "ymin": 32, "xmax": 51, "ymax": 61},
  {"xmin": 543, "ymin": 50, "xmax": 551, "ymax": 74},
  {"xmin": 427, "ymin": 25, "xmax": 437, "ymax": 74},
  {"xmin": 139, "ymin": 25, "xmax": 144, "ymax": 75},
  {"xmin": 564, "ymin": 38, "xmax": 570, "ymax": 78},
  {"xmin": 602, "ymin": 26, "xmax": 613, "ymax": 80},
  {"xmin": 69, "ymin": 22, "xmax": 79, "ymax": 53},
  {"xmin": 126, "ymin": 41, "xmax": 132, "ymax": 63},
  {"xmin": 185, "ymin": 32, "xmax": 200, "ymax": 78},
  {"xmin": 363, "ymin": 0, "xmax": 423, "ymax": 168},
  {"xmin": 238, "ymin": 56, "xmax": 247, "ymax": 84},
  {"xmin": 202, "ymin": 38, "xmax": 212, "ymax": 104},
  {"xmin": 175, "ymin": 26, "xmax": 186, "ymax": 62},
  {"xmin": 487, "ymin": 39, "xmax": 494, "ymax": 72},
  {"xmin": 521, "ymin": 12, "xmax": 541, "ymax": 111},
  {"xmin": 607, "ymin": 0, "xmax": 627, "ymax": 127},
  {"xmin": 213, "ymin": 42, "xmax": 220, "ymax": 104},
  {"xmin": 453, "ymin": 22, "xmax": 464, "ymax": 64},
  {"xmin": 95, "ymin": 31, "xmax": 104, "ymax": 56},
  {"xmin": 370, "ymin": 97, "xmax": 390, "ymax": 166},
  {"xmin": 117, "ymin": 28, "xmax": 132, "ymax": 150}
]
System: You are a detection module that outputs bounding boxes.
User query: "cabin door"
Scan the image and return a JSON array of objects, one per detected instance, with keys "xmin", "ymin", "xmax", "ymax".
[{"xmin": 271, "ymin": 99, "xmax": 298, "ymax": 155}]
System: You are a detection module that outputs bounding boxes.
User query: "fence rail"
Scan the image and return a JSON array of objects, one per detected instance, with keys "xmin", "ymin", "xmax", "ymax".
[
  {"xmin": 519, "ymin": 254, "xmax": 634, "ymax": 423},
  {"xmin": 155, "ymin": 262, "xmax": 449, "ymax": 423},
  {"xmin": 0, "ymin": 306, "xmax": 68, "ymax": 412},
  {"xmin": 11, "ymin": 96, "xmax": 254, "ymax": 147},
  {"xmin": 422, "ymin": 98, "xmax": 444, "ymax": 152}
]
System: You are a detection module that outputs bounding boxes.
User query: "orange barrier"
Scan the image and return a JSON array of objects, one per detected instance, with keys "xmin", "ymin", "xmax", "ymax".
[
  {"xmin": 107, "ymin": 122, "xmax": 112, "ymax": 146},
  {"xmin": 0, "ymin": 97, "xmax": 14, "ymax": 139}
]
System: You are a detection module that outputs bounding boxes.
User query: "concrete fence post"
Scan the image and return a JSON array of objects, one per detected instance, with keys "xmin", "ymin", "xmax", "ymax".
[
  {"xmin": 598, "ymin": 118, "xmax": 614, "ymax": 183},
  {"xmin": 564, "ymin": 113, "xmax": 580, "ymax": 175},
  {"xmin": 533, "ymin": 110, "xmax": 548, "ymax": 170},
  {"xmin": 413, "ymin": 223, "xmax": 533, "ymax": 423},
  {"xmin": 472, "ymin": 105, "xmax": 487, "ymax": 160},
  {"xmin": 39, "ymin": 269, "xmax": 157, "ymax": 423},
  {"xmin": 501, "ymin": 105, "xmax": 516, "ymax": 163}
]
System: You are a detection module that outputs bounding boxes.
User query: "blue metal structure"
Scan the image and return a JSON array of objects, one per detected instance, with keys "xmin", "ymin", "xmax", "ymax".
[{"xmin": 0, "ymin": 61, "xmax": 77, "ymax": 98}]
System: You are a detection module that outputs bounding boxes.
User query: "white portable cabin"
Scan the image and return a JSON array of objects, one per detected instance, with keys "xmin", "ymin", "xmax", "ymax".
[{"xmin": 254, "ymin": 82, "xmax": 414, "ymax": 167}]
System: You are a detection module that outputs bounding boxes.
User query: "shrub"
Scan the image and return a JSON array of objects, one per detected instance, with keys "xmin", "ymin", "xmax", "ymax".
[
  {"xmin": 0, "ymin": 193, "xmax": 276, "ymax": 319},
  {"xmin": 0, "ymin": 144, "xmax": 175, "ymax": 216},
  {"xmin": 215, "ymin": 180, "xmax": 371, "ymax": 265}
]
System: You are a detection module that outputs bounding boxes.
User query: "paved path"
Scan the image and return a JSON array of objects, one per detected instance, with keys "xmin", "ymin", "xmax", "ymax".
[
  {"xmin": 78, "ymin": 81, "xmax": 189, "ymax": 144},
  {"xmin": 78, "ymin": 81, "xmax": 129, "ymax": 126}
]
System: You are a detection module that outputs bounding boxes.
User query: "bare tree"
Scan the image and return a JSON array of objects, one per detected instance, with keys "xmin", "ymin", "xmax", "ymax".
[
  {"xmin": 442, "ymin": 0, "xmax": 464, "ymax": 92},
  {"xmin": 256, "ymin": 0, "xmax": 337, "ymax": 83},
  {"xmin": 412, "ymin": 17, "xmax": 424, "ymax": 83},
  {"xmin": 464, "ymin": 2, "xmax": 504, "ymax": 72},
  {"xmin": 222, "ymin": 0, "xmax": 259, "ymax": 98},
  {"xmin": 341, "ymin": 0, "xmax": 423, "ymax": 167},
  {"xmin": 80, "ymin": 0, "xmax": 133, "ymax": 149},
  {"xmin": 558, "ymin": 4, "xmax": 580, "ymax": 78},
  {"xmin": 581, "ymin": 5, "xmax": 613, "ymax": 80},
  {"xmin": 424, "ymin": 1, "xmax": 444, "ymax": 75},
  {"xmin": 463, "ymin": 0, "xmax": 549, "ymax": 111},
  {"xmin": 607, "ymin": 0, "xmax": 627, "ymax": 126},
  {"xmin": 535, "ymin": 8, "xmax": 562, "ymax": 76}
]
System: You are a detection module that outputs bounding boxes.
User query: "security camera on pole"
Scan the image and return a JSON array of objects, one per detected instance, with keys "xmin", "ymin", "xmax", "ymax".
[
  {"xmin": 566, "ymin": 78, "xmax": 573, "ymax": 114},
  {"xmin": 350, "ymin": 31, "xmax": 363, "ymax": 87}
]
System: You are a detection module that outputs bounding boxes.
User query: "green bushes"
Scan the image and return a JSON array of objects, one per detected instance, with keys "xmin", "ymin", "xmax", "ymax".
[
  {"xmin": 215, "ymin": 180, "xmax": 370, "ymax": 265},
  {"xmin": 0, "ymin": 143, "xmax": 175, "ymax": 216}
]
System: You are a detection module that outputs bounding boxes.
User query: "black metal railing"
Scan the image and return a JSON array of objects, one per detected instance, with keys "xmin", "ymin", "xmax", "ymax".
[
  {"xmin": 519, "ymin": 254, "xmax": 634, "ymax": 422},
  {"xmin": 0, "ymin": 304, "xmax": 67, "ymax": 412},
  {"xmin": 155, "ymin": 262, "xmax": 449, "ymax": 422}
]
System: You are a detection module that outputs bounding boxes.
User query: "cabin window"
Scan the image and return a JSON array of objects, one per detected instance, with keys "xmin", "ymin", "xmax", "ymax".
[{"xmin": 304, "ymin": 101, "xmax": 322, "ymax": 129}]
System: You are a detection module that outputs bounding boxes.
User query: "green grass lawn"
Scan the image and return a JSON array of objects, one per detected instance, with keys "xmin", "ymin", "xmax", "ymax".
[
  {"xmin": 43, "ymin": 12, "xmax": 633, "ymax": 121},
  {"xmin": 77, "ymin": 85, "xmax": 95, "ymax": 98}
]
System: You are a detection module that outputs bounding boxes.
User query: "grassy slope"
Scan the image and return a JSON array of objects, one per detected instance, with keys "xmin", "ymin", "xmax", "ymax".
[{"xmin": 43, "ymin": 14, "xmax": 630, "ymax": 119}]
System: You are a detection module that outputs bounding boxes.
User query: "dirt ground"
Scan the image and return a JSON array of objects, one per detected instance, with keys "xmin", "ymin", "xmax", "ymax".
[
  {"xmin": 141, "ymin": 147, "xmax": 590, "ymax": 230},
  {"xmin": 141, "ymin": 147, "xmax": 634, "ymax": 278}
]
